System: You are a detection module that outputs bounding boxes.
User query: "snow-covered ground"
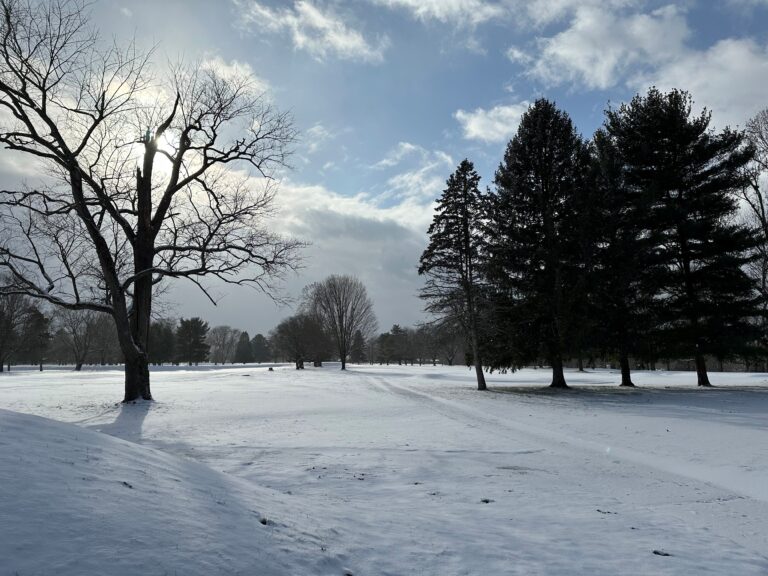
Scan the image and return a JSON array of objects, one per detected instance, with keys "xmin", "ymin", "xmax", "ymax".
[{"xmin": 2, "ymin": 364, "xmax": 767, "ymax": 575}]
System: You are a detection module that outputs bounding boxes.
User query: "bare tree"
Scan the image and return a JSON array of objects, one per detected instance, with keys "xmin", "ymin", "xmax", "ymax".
[
  {"xmin": 304, "ymin": 275, "xmax": 377, "ymax": 370},
  {"xmin": 742, "ymin": 109, "xmax": 768, "ymax": 320},
  {"xmin": 56, "ymin": 308, "xmax": 98, "ymax": 370},
  {"xmin": 207, "ymin": 325, "xmax": 241, "ymax": 364},
  {"xmin": 0, "ymin": 290, "xmax": 29, "ymax": 370},
  {"xmin": 0, "ymin": 0, "xmax": 301, "ymax": 400}
]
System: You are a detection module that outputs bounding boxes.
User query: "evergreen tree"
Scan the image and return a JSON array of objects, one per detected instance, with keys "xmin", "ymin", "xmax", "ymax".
[
  {"xmin": 591, "ymin": 129, "xmax": 656, "ymax": 386},
  {"xmin": 419, "ymin": 159, "xmax": 489, "ymax": 391},
  {"xmin": 250, "ymin": 333, "xmax": 271, "ymax": 363},
  {"xmin": 488, "ymin": 99, "xmax": 592, "ymax": 388},
  {"xmin": 20, "ymin": 306, "xmax": 50, "ymax": 371},
  {"xmin": 234, "ymin": 331, "xmax": 254, "ymax": 363},
  {"xmin": 149, "ymin": 319, "xmax": 176, "ymax": 365},
  {"xmin": 349, "ymin": 330, "xmax": 367, "ymax": 364},
  {"xmin": 176, "ymin": 317, "xmax": 210, "ymax": 365},
  {"xmin": 606, "ymin": 88, "xmax": 760, "ymax": 385}
]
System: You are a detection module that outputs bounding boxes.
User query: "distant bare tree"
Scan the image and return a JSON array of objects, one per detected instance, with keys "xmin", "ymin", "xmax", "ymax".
[
  {"xmin": 304, "ymin": 275, "xmax": 377, "ymax": 370},
  {"xmin": 56, "ymin": 308, "xmax": 100, "ymax": 370},
  {"xmin": 0, "ymin": 290, "xmax": 29, "ymax": 371},
  {"xmin": 742, "ymin": 109, "xmax": 768, "ymax": 316},
  {"xmin": 207, "ymin": 325, "xmax": 241, "ymax": 364},
  {"xmin": 270, "ymin": 313, "xmax": 326, "ymax": 369},
  {"xmin": 0, "ymin": 0, "xmax": 301, "ymax": 400}
]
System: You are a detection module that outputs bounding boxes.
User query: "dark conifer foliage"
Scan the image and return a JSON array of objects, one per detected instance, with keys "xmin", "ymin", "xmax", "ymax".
[
  {"xmin": 234, "ymin": 331, "xmax": 254, "ymax": 364},
  {"xmin": 175, "ymin": 318, "xmax": 210, "ymax": 366},
  {"xmin": 148, "ymin": 320, "xmax": 177, "ymax": 365},
  {"xmin": 20, "ymin": 306, "xmax": 50, "ymax": 371},
  {"xmin": 419, "ymin": 159, "xmax": 489, "ymax": 390},
  {"xmin": 250, "ymin": 334, "xmax": 272, "ymax": 363},
  {"xmin": 591, "ymin": 129, "xmax": 656, "ymax": 386},
  {"xmin": 349, "ymin": 330, "xmax": 367, "ymax": 364},
  {"xmin": 606, "ymin": 88, "xmax": 761, "ymax": 385},
  {"xmin": 487, "ymin": 99, "xmax": 592, "ymax": 388}
]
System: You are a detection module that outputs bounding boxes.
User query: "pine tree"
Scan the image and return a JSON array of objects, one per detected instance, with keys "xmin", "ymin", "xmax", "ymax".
[
  {"xmin": 349, "ymin": 330, "xmax": 367, "ymax": 364},
  {"xmin": 487, "ymin": 99, "xmax": 592, "ymax": 388},
  {"xmin": 149, "ymin": 319, "xmax": 176, "ymax": 365},
  {"xmin": 234, "ymin": 331, "xmax": 254, "ymax": 364},
  {"xmin": 250, "ymin": 334, "xmax": 271, "ymax": 363},
  {"xmin": 591, "ymin": 129, "xmax": 657, "ymax": 386},
  {"xmin": 419, "ymin": 159, "xmax": 488, "ymax": 391},
  {"xmin": 176, "ymin": 317, "xmax": 210, "ymax": 366},
  {"xmin": 606, "ymin": 88, "xmax": 760, "ymax": 385}
]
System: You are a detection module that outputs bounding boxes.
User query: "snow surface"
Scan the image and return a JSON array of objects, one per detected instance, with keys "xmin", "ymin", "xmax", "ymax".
[{"xmin": 2, "ymin": 364, "xmax": 768, "ymax": 575}]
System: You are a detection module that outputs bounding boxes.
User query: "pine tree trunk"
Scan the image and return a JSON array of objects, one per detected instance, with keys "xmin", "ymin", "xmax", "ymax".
[
  {"xmin": 550, "ymin": 355, "xmax": 568, "ymax": 388},
  {"xmin": 695, "ymin": 352, "xmax": 711, "ymax": 386},
  {"xmin": 619, "ymin": 350, "xmax": 634, "ymax": 387},
  {"xmin": 577, "ymin": 357, "xmax": 585, "ymax": 372},
  {"xmin": 341, "ymin": 358, "xmax": 346, "ymax": 370}
]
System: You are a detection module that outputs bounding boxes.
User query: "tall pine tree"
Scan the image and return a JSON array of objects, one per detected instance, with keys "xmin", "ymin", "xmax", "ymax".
[
  {"xmin": 606, "ymin": 88, "xmax": 761, "ymax": 385},
  {"xmin": 487, "ymin": 99, "xmax": 592, "ymax": 388},
  {"xmin": 419, "ymin": 159, "xmax": 488, "ymax": 391},
  {"xmin": 591, "ymin": 129, "xmax": 656, "ymax": 386}
]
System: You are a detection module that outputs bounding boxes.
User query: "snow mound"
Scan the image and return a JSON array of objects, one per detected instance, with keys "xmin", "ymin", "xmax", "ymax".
[{"xmin": 0, "ymin": 408, "xmax": 342, "ymax": 576}]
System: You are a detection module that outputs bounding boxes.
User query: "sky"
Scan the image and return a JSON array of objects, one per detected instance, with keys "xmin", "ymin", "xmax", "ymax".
[{"xmin": 3, "ymin": 0, "xmax": 768, "ymax": 336}]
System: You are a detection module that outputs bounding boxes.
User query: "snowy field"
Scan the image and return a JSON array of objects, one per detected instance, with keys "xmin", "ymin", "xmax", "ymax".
[{"xmin": 1, "ymin": 364, "xmax": 768, "ymax": 575}]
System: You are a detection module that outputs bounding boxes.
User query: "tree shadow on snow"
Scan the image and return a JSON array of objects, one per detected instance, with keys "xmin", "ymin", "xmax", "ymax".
[
  {"xmin": 92, "ymin": 400, "xmax": 153, "ymax": 442},
  {"xmin": 489, "ymin": 385, "xmax": 768, "ymax": 430}
]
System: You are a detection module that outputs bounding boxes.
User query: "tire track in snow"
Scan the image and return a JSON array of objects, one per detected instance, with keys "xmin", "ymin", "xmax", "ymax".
[{"xmin": 363, "ymin": 373, "xmax": 768, "ymax": 504}]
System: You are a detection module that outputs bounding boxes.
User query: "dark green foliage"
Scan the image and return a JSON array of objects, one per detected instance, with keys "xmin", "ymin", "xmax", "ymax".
[
  {"xmin": 149, "ymin": 319, "xmax": 176, "ymax": 365},
  {"xmin": 419, "ymin": 159, "xmax": 488, "ymax": 390},
  {"xmin": 487, "ymin": 99, "xmax": 593, "ymax": 388},
  {"xmin": 590, "ymin": 129, "xmax": 657, "ymax": 385},
  {"xmin": 234, "ymin": 331, "xmax": 254, "ymax": 364},
  {"xmin": 250, "ymin": 333, "xmax": 271, "ymax": 363},
  {"xmin": 175, "ymin": 317, "xmax": 210, "ymax": 365},
  {"xmin": 349, "ymin": 330, "xmax": 367, "ymax": 364},
  {"xmin": 606, "ymin": 88, "xmax": 761, "ymax": 385},
  {"xmin": 20, "ymin": 306, "xmax": 50, "ymax": 369}
]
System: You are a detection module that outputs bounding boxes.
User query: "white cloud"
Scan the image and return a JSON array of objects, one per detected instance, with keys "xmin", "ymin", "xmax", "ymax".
[
  {"xmin": 237, "ymin": 1, "xmax": 388, "ymax": 63},
  {"xmin": 369, "ymin": 0, "xmax": 507, "ymax": 27},
  {"xmin": 454, "ymin": 101, "xmax": 530, "ymax": 143},
  {"xmin": 119, "ymin": 7, "xmax": 133, "ymax": 18},
  {"xmin": 635, "ymin": 38, "xmax": 768, "ymax": 129},
  {"xmin": 199, "ymin": 56, "xmax": 270, "ymax": 93},
  {"xmin": 528, "ymin": 5, "xmax": 688, "ymax": 90}
]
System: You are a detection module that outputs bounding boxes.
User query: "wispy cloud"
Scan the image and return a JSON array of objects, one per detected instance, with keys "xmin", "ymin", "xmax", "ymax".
[
  {"xmin": 368, "ymin": 0, "xmax": 507, "ymax": 27},
  {"xmin": 235, "ymin": 0, "xmax": 389, "ymax": 63}
]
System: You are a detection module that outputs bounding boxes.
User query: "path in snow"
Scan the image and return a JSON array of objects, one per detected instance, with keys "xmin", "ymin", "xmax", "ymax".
[{"xmin": 1, "ymin": 364, "xmax": 767, "ymax": 575}]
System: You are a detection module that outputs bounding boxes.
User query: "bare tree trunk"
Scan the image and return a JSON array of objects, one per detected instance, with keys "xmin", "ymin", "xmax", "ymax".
[
  {"xmin": 75, "ymin": 362, "xmax": 83, "ymax": 371},
  {"xmin": 125, "ymin": 354, "xmax": 152, "ymax": 401}
]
